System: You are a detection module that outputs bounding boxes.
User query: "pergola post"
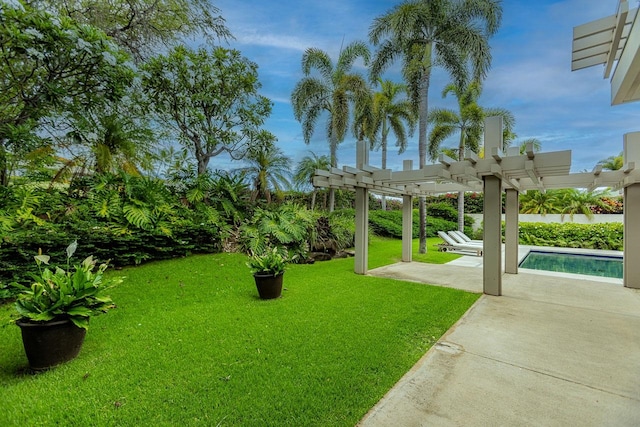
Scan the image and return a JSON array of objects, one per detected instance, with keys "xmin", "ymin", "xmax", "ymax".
[
  {"xmin": 504, "ymin": 189, "xmax": 519, "ymax": 274},
  {"xmin": 483, "ymin": 117, "xmax": 503, "ymax": 296},
  {"xmin": 402, "ymin": 160, "xmax": 413, "ymax": 262},
  {"xmin": 623, "ymin": 132, "xmax": 640, "ymax": 288},
  {"xmin": 354, "ymin": 140, "xmax": 369, "ymax": 275}
]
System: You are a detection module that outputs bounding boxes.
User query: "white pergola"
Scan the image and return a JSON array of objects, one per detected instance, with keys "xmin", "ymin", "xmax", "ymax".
[
  {"xmin": 313, "ymin": 0, "xmax": 640, "ymax": 295},
  {"xmin": 313, "ymin": 119, "xmax": 640, "ymax": 295}
]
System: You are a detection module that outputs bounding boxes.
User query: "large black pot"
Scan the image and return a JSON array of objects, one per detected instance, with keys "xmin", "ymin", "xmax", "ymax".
[
  {"xmin": 253, "ymin": 273, "xmax": 284, "ymax": 299},
  {"xmin": 16, "ymin": 318, "xmax": 87, "ymax": 370}
]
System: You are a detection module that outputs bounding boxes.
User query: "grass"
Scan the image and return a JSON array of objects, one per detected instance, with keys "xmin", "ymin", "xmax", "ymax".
[{"xmin": 0, "ymin": 237, "xmax": 475, "ymax": 426}]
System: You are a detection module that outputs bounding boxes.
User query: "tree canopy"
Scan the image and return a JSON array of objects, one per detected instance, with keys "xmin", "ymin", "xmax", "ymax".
[{"xmin": 140, "ymin": 46, "xmax": 273, "ymax": 175}]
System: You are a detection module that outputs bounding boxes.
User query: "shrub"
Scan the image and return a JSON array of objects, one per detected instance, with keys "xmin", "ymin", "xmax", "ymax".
[{"xmin": 518, "ymin": 222, "xmax": 623, "ymax": 250}]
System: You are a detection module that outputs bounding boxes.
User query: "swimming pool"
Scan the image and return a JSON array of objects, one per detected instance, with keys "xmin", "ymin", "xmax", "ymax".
[{"xmin": 519, "ymin": 250, "xmax": 623, "ymax": 279}]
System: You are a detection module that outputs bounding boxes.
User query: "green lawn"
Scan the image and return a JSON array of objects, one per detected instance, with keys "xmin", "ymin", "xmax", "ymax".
[{"xmin": 0, "ymin": 237, "xmax": 475, "ymax": 426}]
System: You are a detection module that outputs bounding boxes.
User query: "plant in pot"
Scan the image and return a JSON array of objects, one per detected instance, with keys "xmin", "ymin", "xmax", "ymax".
[
  {"xmin": 11, "ymin": 241, "xmax": 122, "ymax": 370},
  {"xmin": 247, "ymin": 247, "xmax": 292, "ymax": 299}
]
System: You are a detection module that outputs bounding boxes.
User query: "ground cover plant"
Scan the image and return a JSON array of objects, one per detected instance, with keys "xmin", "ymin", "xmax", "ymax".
[{"xmin": 0, "ymin": 237, "xmax": 474, "ymax": 426}]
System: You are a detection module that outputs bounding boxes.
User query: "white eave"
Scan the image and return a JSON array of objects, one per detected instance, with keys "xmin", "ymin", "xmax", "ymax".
[{"xmin": 572, "ymin": 0, "xmax": 640, "ymax": 105}]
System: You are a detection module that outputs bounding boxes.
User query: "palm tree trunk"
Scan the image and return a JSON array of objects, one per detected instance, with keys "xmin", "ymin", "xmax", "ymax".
[
  {"xmin": 418, "ymin": 55, "xmax": 432, "ymax": 254},
  {"xmin": 458, "ymin": 134, "xmax": 465, "ymax": 231},
  {"xmin": 381, "ymin": 136, "xmax": 388, "ymax": 210},
  {"xmin": 311, "ymin": 190, "xmax": 317, "ymax": 210},
  {"xmin": 329, "ymin": 136, "xmax": 338, "ymax": 212}
]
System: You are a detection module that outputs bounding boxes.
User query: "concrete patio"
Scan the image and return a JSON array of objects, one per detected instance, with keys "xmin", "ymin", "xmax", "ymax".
[{"xmin": 358, "ymin": 255, "xmax": 640, "ymax": 426}]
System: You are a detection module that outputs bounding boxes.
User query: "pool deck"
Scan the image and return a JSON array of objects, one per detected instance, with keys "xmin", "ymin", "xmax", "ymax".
[{"xmin": 359, "ymin": 246, "xmax": 640, "ymax": 426}]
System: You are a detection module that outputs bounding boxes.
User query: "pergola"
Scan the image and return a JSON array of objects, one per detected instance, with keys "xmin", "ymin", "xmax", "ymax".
[{"xmin": 312, "ymin": 1, "xmax": 640, "ymax": 295}]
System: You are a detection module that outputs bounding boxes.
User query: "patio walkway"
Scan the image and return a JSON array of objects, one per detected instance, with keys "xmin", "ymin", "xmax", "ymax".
[{"xmin": 359, "ymin": 256, "xmax": 640, "ymax": 426}]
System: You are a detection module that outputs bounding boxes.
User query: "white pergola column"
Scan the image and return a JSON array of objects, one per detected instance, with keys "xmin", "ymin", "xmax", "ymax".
[
  {"xmin": 354, "ymin": 140, "xmax": 369, "ymax": 275},
  {"xmin": 623, "ymin": 132, "xmax": 640, "ymax": 288},
  {"xmin": 504, "ymin": 188, "xmax": 519, "ymax": 274},
  {"xmin": 483, "ymin": 176, "xmax": 503, "ymax": 295},
  {"xmin": 402, "ymin": 160, "xmax": 413, "ymax": 262},
  {"xmin": 483, "ymin": 116, "xmax": 503, "ymax": 296}
]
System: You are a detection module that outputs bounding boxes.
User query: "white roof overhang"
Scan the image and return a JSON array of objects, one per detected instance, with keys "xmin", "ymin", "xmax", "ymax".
[{"xmin": 572, "ymin": 0, "xmax": 640, "ymax": 104}]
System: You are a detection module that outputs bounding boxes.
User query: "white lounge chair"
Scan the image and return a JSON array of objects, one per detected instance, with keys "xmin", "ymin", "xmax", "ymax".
[
  {"xmin": 450, "ymin": 230, "xmax": 483, "ymax": 244},
  {"xmin": 437, "ymin": 231, "xmax": 483, "ymax": 256}
]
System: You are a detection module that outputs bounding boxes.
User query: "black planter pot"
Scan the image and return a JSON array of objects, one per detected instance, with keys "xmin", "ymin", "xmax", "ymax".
[
  {"xmin": 16, "ymin": 318, "xmax": 87, "ymax": 370},
  {"xmin": 253, "ymin": 273, "xmax": 284, "ymax": 299}
]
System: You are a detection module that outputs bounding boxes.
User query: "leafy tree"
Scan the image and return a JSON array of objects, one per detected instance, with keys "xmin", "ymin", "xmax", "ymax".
[
  {"xmin": 30, "ymin": 0, "xmax": 232, "ymax": 61},
  {"xmin": 370, "ymin": 0, "xmax": 502, "ymax": 253},
  {"xmin": 598, "ymin": 152, "xmax": 623, "ymax": 171},
  {"xmin": 370, "ymin": 79, "xmax": 416, "ymax": 210},
  {"xmin": 291, "ymin": 41, "xmax": 371, "ymax": 211},
  {"xmin": 140, "ymin": 46, "xmax": 273, "ymax": 176},
  {"xmin": 236, "ymin": 131, "xmax": 291, "ymax": 203},
  {"xmin": 428, "ymin": 80, "xmax": 513, "ymax": 230},
  {"xmin": 294, "ymin": 152, "xmax": 331, "ymax": 210},
  {"xmin": 0, "ymin": 0, "xmax": 134, "ymax": 186}
]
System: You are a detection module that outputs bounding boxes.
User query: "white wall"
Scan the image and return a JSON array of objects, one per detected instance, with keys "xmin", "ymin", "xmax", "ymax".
[{"xmin": 467, "ymin": 214, "xmax": 623, "ymax": 231}]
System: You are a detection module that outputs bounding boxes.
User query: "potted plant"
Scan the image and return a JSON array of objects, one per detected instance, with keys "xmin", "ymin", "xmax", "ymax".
[
  {"xmin": 11, "ymin": 241, "xmax": 122, "ymax": 370},
  {"xmin": 247, "ymin": 247, "xmax": 291, "ymax": 299}
]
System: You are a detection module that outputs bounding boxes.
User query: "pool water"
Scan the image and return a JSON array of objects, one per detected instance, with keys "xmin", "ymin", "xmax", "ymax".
[{"xmin": 519, "ymin": 251, "xmax": 623, "ymax": 279}]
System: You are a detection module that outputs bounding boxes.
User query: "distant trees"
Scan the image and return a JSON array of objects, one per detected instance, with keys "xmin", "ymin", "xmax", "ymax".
[
  {"xmin": 294, "ymin": 152, "xmax": 331, "ymax": 210},
  {"xmin": 427, "ymin": 80, "xmax": 514, "ymax": 230},
  {"xmin": 291, "ymin": 41, "xmax": 371, "ymax": 211},
  {"xmin": 369, "ymin": 0, "xmax": 502, "ymax": 253},
  {"xmin": 598, "ymin": 152, "xmax": 624, "ymax": 171}
]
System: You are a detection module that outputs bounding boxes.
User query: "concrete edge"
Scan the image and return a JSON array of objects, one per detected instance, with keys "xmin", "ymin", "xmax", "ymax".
[{"xmin": 357, "ymin": 293, "xmax": 488, "ymax": 425}]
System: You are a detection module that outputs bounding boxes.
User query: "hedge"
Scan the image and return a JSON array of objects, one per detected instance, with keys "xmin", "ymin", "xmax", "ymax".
[{"xmin": 518, "ymin": 222, "xmax": 623, "ymax": 250}]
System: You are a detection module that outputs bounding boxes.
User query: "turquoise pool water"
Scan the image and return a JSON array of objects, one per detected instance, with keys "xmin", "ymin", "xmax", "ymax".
[{"xmin": 519, "ymin": 251, "xmax": 623, "ymax": 279}]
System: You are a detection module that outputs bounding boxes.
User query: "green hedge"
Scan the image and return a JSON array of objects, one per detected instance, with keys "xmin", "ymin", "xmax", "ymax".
[
  {"xmin": 366, "ymin": 209, "xmax": 473, "ymax": 239},
  {"xmin": 518, "ymin": 222, "xmax": 623, "ymax": 250},
  {"xmin": 0, "ymin": 223, "xmax": 222, "ymax": 285}
]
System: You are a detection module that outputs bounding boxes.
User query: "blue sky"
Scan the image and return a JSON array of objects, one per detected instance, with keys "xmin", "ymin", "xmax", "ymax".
[{"xmin": 213, "ymin": 0, "xmax": 639, "ymax": 174}]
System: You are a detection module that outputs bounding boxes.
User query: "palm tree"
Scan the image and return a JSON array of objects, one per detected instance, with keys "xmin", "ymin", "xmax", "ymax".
[
  {"xmin": 371, "ymin": 79, "xmax": 417, "ymax": 210},
  {"xmin": 598, "ymin": 152, "xmax": 623, "ymax": 171},
  {"xmin": 369, "ymin": 0, "xmax": 502, "ymax": 253},
  {"xmin": 517, "ymin": 137, "xmax": 542, "ymax": 154},
  {"xmin": 291, "ymin": 41, "xmax": 371, "ymax": 212},
  {"xmin": 519, "ymin": 190, "xmax": 561, "ymax": 215},
  {"xmin": 428, "ymin": 80, "xmax": 513, "ymax": 231},
  {"xmin": 294, "ymin": 152, "xmax": 331, "ymax": 210},
  {"xmin": 557, "ymin": 188, "xmax": 609, "ymax": 220},
  {"xmin": 236, "ymin": 131, "xmax": 291, "ymax": 203}
]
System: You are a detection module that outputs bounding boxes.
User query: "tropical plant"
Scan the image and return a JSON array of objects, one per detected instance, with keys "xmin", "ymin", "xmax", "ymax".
[
  {"xmin": 238, "ymin": 203, "xmax": 315, "ymax": 261},
  {"xmin": 11, "ymin": 241, "xmax": 122, "ymax": 330},
  {"xmin": 428, "ymin": 80, "xmax": 514, "ymax": 230},
  {"xmin": 236, "ymin": 131, "xmax": 291, "ymax": 203},
  {"xmin": 370, "ymin": 79, "xmax": 417, "ymax": 210},
  {"xmin": 140, "ymin": 45, "xmax": 273, "ymax": 175},
  {"xmin": 518, "ymin": 138, "xmax": 542, "ymax": 155},
  {"xmin": 369, "ymin": 0, "xmax": 502, "ymax": 253},
  {"xmin": 293, "ymin": 152, "xmax": 331, "ymax": 210},
  {"xmin": 598, "ymin": 152, "xmax": 623, "ymax": 171},
  {"xmin": 291, "ymin": 41, "xmax": 371, "ymax": 211},
  {"xmin": 246, "ymin": 247, "xmax": 291, "ymax": 276},
  {"xmin": 519, "ymin": 190, "xmax": 561, "ymax": 215},
  {"xmin": 556, "ymin": 188, "xmax": 609, "ymax": 220}
]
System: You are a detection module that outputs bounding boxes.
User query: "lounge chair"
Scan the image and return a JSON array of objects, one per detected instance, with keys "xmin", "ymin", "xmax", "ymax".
[
  {"xmin": 437, "ymin": 231, "xmax": 483, "ymax": 256},
  {"xmin": 450, "ymin": 230, "xmax": 483, "ymax": 244}
]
